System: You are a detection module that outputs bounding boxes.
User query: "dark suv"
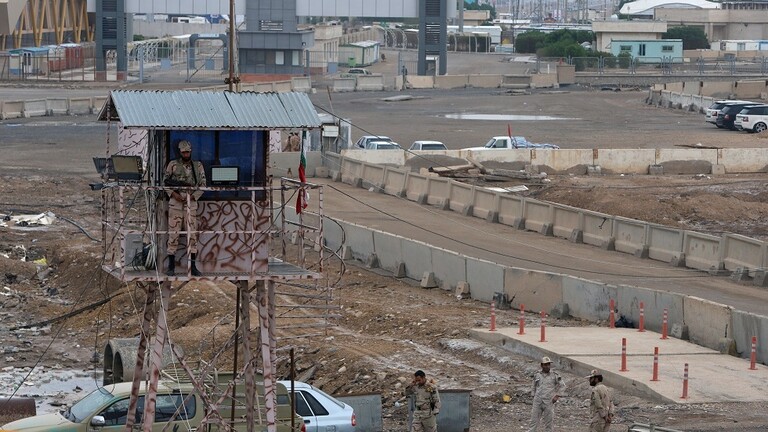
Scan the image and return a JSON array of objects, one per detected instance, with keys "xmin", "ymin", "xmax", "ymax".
[{"xmin": 716, "ymin": 103, "xmax": 761, "ymax": 130}]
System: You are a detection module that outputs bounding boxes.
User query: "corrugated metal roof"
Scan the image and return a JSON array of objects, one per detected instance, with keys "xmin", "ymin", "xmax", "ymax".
[{"xmin": 98, "ymin": 90, "xmax": 321, "ymax": 129}]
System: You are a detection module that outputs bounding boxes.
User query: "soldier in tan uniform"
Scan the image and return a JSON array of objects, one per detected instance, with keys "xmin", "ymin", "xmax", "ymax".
[
  {"xmin": 164, "ymin": 140, "xmax": 206, "ymax": 276},
  {"xmin": 587, "ymin": 369, "xmax": 614, "ymax": 432},
  {"xmin": 406, "ymin": 370, "xmax": 441, "ymax": 432},
  {"xmin": 528, "ymin": 356, "xmax": 565, "ymax": 432}
]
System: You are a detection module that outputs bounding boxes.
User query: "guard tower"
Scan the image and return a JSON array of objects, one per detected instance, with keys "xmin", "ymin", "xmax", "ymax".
[{"xmin": 96, "ymin": 90, "xmax": 325, "ymax": 432}]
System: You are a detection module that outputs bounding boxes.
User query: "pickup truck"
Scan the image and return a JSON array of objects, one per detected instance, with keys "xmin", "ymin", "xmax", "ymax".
[
  {"xmin": 1, "ymin": 380, "xmax": 304, "ymax": 432},
  {"xmin": 463, "ymin": 136, "xmax": 560, "ymax": 150}
]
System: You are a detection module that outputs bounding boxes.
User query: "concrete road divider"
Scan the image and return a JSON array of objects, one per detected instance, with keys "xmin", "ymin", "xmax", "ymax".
[
  {"xmin": 617, "ymin": 286, "xmax": 684, "ymax": 334},
  {"xmin": 551, "ymin": 203, "xmax": 582, "ymax": 241},
  {"xmin": 382, "ymin": 167, "xmax": 408, "ymax": 197},
  {"xmin": 684, "ymin": 296, "xmax": 734, "ymax": 351},
  {"xmin": 523, "ymin": 199, "xmax": 553, "ymax": 236},
  {"xmin": 341, "ymin": 221, "xmax": 376, "ymax": 262},
  {"xmin": 466, "ymin": 257, "xmax": 504, "ymax": 302},
  {"xmin": 68, "ymin": 97, "xmax": 92, "ymax": 115},
  {"xmin": 1, "ymin": 100, "xmax": 23, "ymax": 119},
  {"xmin": 426, "ymin": 177, "xmax": 451, "ymax": 208},
  {"xmin": 92, "ymin": 96, "xmax": 108, "ymax": 114},
  {"xmin": 435, "ymin": 74, "xmax": 469, "ymax": 89},
  {"xmin": 581, "ymin": 210, "xmax": 614, "ymax": 249},
  {"xmin": 340, "ymin": 157, "xmax": 364, "ymax": 186},
  {"xmin": 497, "ymin": 194, "xmax": 525, "ymax": 228},
  {"xmin": 562, "ymin": 277, "xmax": 616, "ymax": 321},
  {"xmin": 719, "ymin": 148, "xmax": 768, "ymax": 173},
  {"xmin": 614, "ymin": 216, "xmax": 649, "ymax": 258},
  {"xmin": 448, "ymin": 181, "xmax": 475, "ymax": 215},
  {"xmin": 372, "ymin": 230, "xmax": 404, "ymax": 272},
  {"xmin": 534, "ymin": 149, "xmax": 593, "ymax": 174},
  {"xmin": 507, "ymin": 267, "xmax": 564, "ymax": 313},
  {"xmin": 734, "ymin": 80, "xmax": 767, "ymax": 99},
  {"xmin": 468, "ymin": 74, "xmax": 502, "ymax": 88},
  {"xmin": 730, "ymin": 309, "xmax": 767, "ymax": 363},
  {"xmin": 273, "ymin": 80, "xmax": 293, "ymax": 93},
  {"xmin": 432, "ymin": 247, "xmax": 468, "ymax": 291},
  {"xmin": 657, "ymin": 148, "xmax": 717, "ymax": 175},
  {"xmin": 405, "ymin": 172, "xmax": 429, "ymax": 203},
  {"xmin": 47, "ymin": 98, "xmax": 69, "ymax": 116},
  {"xmin": 472, "ymin": 187, "xmax": 499, "ymax": 222},
  {"xmin": 594, "ymin": 148, "xmax": 656, "ymax": 174},
  {"xmin": 23, "ymin": 99, "xmax": 47, "ymax": 117},
  {"xmin": 722, "ymin": 233, "xmax": 765, "ymax": 276},
  {"xmin": 360, "ymin": 162, "xmax": 386, "ymax": 191},
  {"xmin": 406, "ymin": 75, "xmax": 435, "ymax": 89},
  {"xmin": 333, "ymin": 78, "xmax": 356, "ymax": 92},
  {"xmin": 682, "ymin": 231, "xmax": 724, "ymax": 273},
  {"xmin": 647, "ymin": 224, "xmax": 684, "ymax": 265},
  {"xmin": 400, "ymin": 238, "xmax": 434, "ymax": 280},
  {"xmin": 291, "ymin": 76, "xmax": 312, "ymax": 92},
  {"xmin": 356, "ymin": 75, "xmax": 385, "ymax": 91}
]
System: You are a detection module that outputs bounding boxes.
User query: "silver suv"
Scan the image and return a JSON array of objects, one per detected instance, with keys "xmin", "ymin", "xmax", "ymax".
[{"xmin": 735, "ymin": 105, "xmax": 768, "ymax": 133}]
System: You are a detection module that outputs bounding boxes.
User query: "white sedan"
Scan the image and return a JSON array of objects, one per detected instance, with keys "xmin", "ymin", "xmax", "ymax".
[{"xmin": 277, "ymin": 380, "xmax": 357, "ymax": 432}]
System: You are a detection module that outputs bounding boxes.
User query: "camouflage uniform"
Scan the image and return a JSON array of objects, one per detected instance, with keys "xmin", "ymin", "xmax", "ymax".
[
  {"xmin": 528, "ymin": 370, "xmax": 564, "ymax": 432},
  {"xmin": 164, "ymin": 158, "xmax": 206, "ymax": 255},
  {"xmin": 288, "ymin": 133, "xmax": 301, "ymax": 152},
  {"xmin": 407, "ymin": 379, "xmax": 441, "ymax": 432},
  {"xmin": 589, "ymin": 382, "xmax": 614, "ymax": 432}
]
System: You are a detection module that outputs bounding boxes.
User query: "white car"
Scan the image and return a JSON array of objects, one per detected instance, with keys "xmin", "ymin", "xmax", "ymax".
[
  {"xmin": 409, "ymin": 140, "xmax": 447, "ymax": 151},
  {"xmin": 365, "ymin": 140, "xmax": 401, "ymax": 150},
  {"xmin": 354, "ymin": 135, "xmax": 391, "ymax": 148},
  {"xmin": 735, "ymin": 104, "xmax": 768, "ymax": 133},
  {"xmin": 277, "ymin": 380, "xmax": 357, "ymax": 432},
  {"xmin": 705, "ymin": 100, "xmax": 754, "ymax": 126}
]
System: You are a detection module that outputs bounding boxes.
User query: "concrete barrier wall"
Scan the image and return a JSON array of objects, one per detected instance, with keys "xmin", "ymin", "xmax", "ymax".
[
  {"xmin": 333, "ymin": 78, "xmax": 357, "ymax": 92},
  {"xmin": 340, "ymin": 149, "xmax": 405, "ymax": 166},
  {"xmin": 722, "ymin": 234, "xmax": 765, "ymax": 275},
  {"xmin": 613, "ymin": 217, "xmax": 649, "ymax": 257},
  {"xmin": 656, "ymin": 148, "xmax": 717, "ymax": 174},
  {"xmin": 426, "ymin": 177, "xmax": 450, "ymax": 207},
  {"xmin": 718, "ymin": 148, "xmax": 768, "ymax": 173},
  {"xmin": 534, "ymin": 149, "xmax": 593, "ymax": 173},
  {"xmin": 69, "ymin": 97, "xmax": 92, "ymax": 115},
  {"xmin": 581, "ymin": 210, "xmax": 614, "ymax": 248},
  {"xmin": 530, "ymin": 73, "xmax": 558, "ymax": 88},
  {"xmin": 730, "ymin": 310, "xmax": 768, "ymax": 361},
  {"xmin": 92, "ymin": 96, "xmax": 108, "ymax": 114},
  {"xmin": 471, "ymin": 188, "xmax": 498, "ymax": 220},
  {"xmin": 616, "ymin": 285, "xmax": 684, "ymax": 333},
  {"xmin": 448, "ymin": 181, "xmax": 474, "ymax": 214},
  {"xmin": 466, "ymin": 257, "xmax": 505, "ymax": 302},
  {"xmin": 434, "ymin": 75, "xmax": 468, "ymax": 89},
  {"xmin": 291, "ymin": 77, "xmax": 311, "ymax": 92},
  {"xmin": 271, "ymin": 151, "xmax": 322, "ymax": 177},
  {"xmin": 700, "ymin": 81, "xmax": 733, "ymax": 97},
  {"xmin": 407, "ymin": 75, "xmax": 435, "ymax": 89},
  {"xmin": 505, "ymin": 268, "xmax": 563, "ymax": 313},
  {"xmin": 323, "ymin": 153, "xmax": 342, "ymax": 179},
  {"xmin": 372, "ymin": 231, "xmax": 404, "ymax": 272},
  {"xmin": 683, "ymin": 231, "xmax": 723, "ymax": 272},
  {"xmin": 356, "ymin": 75, "xmax": 385, "ymax": 91},
  {"xmin": 273, "ymin": 81, "xmax": 293, "ymax": 93},
  {"xmin": 340, "ymin": 157, "xmax": 364, "ymax": 185},
  {"xmin": 47, "ymin": 98, "xmax": 68, "ymax": 116},
  {"xmin": 464, "ymin": 149, "xmax": 532, "ymax": 165},
  {"xmin": 256, "ymin": 83, "xmax": 274, "ymax": 92},
  {"xmin": 734, "ymin": 80, "xmax": 767, "ymax": 99},
  {"xmin": 562, "ymin": 277, "xmax": 615, "ymax": 321},
  {"xmin": 684, "ymin": 296, "xmax": 733, "ymax": 350},
  {"xmin": 523, "ymin": 199, "xmax": 553, "ymax": 234},
  {"xmin": 497, "ymin": 194, "xmax": 524, "ymax": 227},
  {"xmin": 23, "ymin": 99, "xmax": 47, "ymax": 117},
  {"xmin": 343, "ymin": 222, "xmax": 376, "ymax": 262},
  {"xmin": 431, "ymin": 247, "xmax": 468, "ymax": 290},
  {"xmin": 647, "ymin": 224, "xmax": 684, "ymax": 264},
  {"xmin": 551, "ymin": 204, "xmax": 582, "ymax": 240},
  {"xmin": 595, "ymin": 149, "xmax": 657, "ymax": 174},
  {"xmin": 467, "ymin": 74, "xmax": 502, "ymax": 88},
  {"xmin": 664, "ymin": 82, "xmax": 684, "ymax": 92},
  {"xmin": 400, "ymin": 238, "xmax": 435, "ymax": 280},
  {"xmin": 382, "ymin": 167, "xmax": 407, "ymax": 196},
  {"xmin": 1, "ymin": 100, "xmax": 23, "ymax": 119},
  {"xmin": 360, "ymin": 162, "xmax": 386, "ymax": 189},
  {"xmin": 683, "ymin": 81, "xmax": 701, "ymax": 95},
  {"xmin": 404, "ymin": 172, "xmax": 429, "ymax": 202}
]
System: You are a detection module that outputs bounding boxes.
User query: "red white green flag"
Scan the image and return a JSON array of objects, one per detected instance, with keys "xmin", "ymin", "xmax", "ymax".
[{"xmin": 296, "ymin": 133, "xmax": 309, "ymax": 214}]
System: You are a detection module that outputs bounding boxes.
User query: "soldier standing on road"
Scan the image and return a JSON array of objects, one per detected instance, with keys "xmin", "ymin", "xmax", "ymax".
[
  {"xmin": 528, "ymin": 356, "xmax": 565, "ymax": 432},
  {"xmin": 164, "ymin": 140, "xmax": 206, "ymax": 276},
  {"xmin": 587, "ymin": 369, "xmax": 614, "ymax": 432},
  {"xmin": 406, "ymin": 370, "xmax": 441, "ymax": 432}
]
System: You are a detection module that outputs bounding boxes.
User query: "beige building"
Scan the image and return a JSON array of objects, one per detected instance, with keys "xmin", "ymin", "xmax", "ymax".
[
  {"xmin": 654, "ymin": 8, "xmax": 768, "ymax": 41},
  {"xmin": 591, "ymin": 20, "xmax": 669, "ymax": 52}
]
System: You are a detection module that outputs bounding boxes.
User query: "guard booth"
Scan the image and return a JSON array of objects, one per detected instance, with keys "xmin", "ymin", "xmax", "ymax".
[{"xmin": 95, "ymin": 90, "xmax": 326, "ymax": 432}]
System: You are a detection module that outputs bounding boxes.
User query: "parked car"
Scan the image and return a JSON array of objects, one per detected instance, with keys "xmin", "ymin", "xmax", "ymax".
[
  {"xmin": 365, "ymin": 140, "xmax": 401, "ymax": 150},
  {"xmin": 735, "ymin": 104, "xmax": 768, "ymax": 133},
  {"xmin": 717, "ymin": 102, "xmax": 761, "ymax": 130},
  {"xmin": 277, "ymin": 380, "xmax": 356, "ymax": 432},
  {"xmin": 354, "ymin": 135, "xmax": 391, "ymax": 148},
  {"xmin": 463, "ymin": 136, "xmax": 560, "ymax": 151},
  {"xmin": 347, "ymin": 68, "xmax": 371, "ymax": 75},
  {"xmin": 705, "ymin": 100, "xmax": 753, "ymax": 126},
  {"xmin": 409, "ymin": 140, "xmax": 447, "ymax": 151}
]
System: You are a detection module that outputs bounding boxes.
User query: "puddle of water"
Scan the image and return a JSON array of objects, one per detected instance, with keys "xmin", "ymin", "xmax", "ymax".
[
  {"xmin": 444, "ymin": 113, "xmax": 581, "ymax": 121},
  {"xmin": 1, "ymin": 369, "xmax": 102, "ymax": 414}
]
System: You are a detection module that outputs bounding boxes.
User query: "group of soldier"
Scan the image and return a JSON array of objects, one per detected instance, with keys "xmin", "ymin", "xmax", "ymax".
[{"xmin": 406, "ymin": 357, "xmax": 615, "ymax": 432}]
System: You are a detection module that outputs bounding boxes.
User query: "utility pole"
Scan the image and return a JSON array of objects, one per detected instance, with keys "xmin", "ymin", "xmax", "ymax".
[{"xmin": 226, "ymin": 0, "xmax": 238, "ymax": 91}]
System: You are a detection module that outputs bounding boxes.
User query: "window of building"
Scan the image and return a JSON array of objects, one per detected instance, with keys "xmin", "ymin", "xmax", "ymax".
[
  {"xmin": 639, "ymin": 44, "xmax": 646, "ymax": 56},
  {"xmin": 662, "ymin": 45, "xmax": 674, "ymax": 52},
  {"xmin": 275, "ymin": 51, "xmax": 284, "ymax": 65},
  {"xmin": 266, "ymin": 50, "xmax": 275, "ymax": 65},
  {"xmin": 254, "ymin": 50, "xmax": 266, "ymax": 65},
  {"xmin": 292, "ymin": 50, "xmax": 300, "ymax": 66},
  {"xmin": 620, "ymin": 45, "xmax": 632, "ymax": 52}
]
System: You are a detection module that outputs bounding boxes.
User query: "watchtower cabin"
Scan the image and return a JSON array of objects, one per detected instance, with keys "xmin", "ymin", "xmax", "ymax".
[{"xmin": 96, "ymin": 90, "xmax": 327, "ymax": 432}]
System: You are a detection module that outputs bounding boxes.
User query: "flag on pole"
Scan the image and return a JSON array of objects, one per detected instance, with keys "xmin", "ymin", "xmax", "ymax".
[{"xmin": 295, "ymin": 133, "xmax": 309, "ymax": 214}]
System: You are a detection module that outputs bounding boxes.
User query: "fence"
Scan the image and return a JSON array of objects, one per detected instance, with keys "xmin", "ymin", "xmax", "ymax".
[{"xmin": 538, "ymin": 55, "xmax": 768, "ymax": 76}]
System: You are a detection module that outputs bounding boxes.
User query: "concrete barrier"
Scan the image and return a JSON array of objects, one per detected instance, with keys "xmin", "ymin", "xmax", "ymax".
[
  {"xmin": 1, "ymin": 100, "xmax": 23, "ymax": 119},
  {"xmin": 530, "ymin": 73, "xmax": 558, "ymax": 88},
  {"xmin": 497, "ymin": 194, "xmax": 524, "ymax": 228},
  {"xmin": 664, "ymin": 82, "xmax": 683, "ymax": 92},
  {"xmin": 682, "ymin": 81, "xmax": 701, "ymax": 95},
  {"xmin": 382, "ymin": 167, "xmax": 407, "ymax": 197},
  {"xmin": 92, "ymin": 96, "xmax": 108, "ymax": 114},
  {"xmin": 523, "ymin": 199, "xmax": 553, "ymax": 235},
  {"xmin": 23, "ymin": 99, "xmax": 48, "ymax": 117},
  {"xmin": 68, "ymin": 97, "xmax": 92, "ymax": 115},
  {"xmin": 356, "ymin": 75, "xmax": 385, "ymax": 91},
  {"xmin": 730, "ymin": 310, "xmax": 767, "ymax": 363},
  {"xmin": 323, "ymin": 153, "xmax": 343, "ymax": 180},
  {"xmin": 434, "ymin": 74, "xmax": 468, "ymax": 89},
  {"xmin": 466, "ymin": 257, "xmax": 505, "ymax": 302},
  {"xmin": 341, "ymin": 149, "xmax": 405, "ymax": 166},
  {"xmin": 471, "ymin": 188, "xmax": 499, "ymax": 221},
  {"xmin": 551, "ymin": 204, "xmax": 582, "ymax": 240},
  {"xmin": 700, "ymin": 81, "xmax": 733, "ymax": 97},
  {"xmin": 448, "ymin": 181, "xmax": 474, "ymax": 214},
  {"xmin": 581, "ymin": 210, "xmax": 614, "ymax": 249},
  {"xmin": 406, "ymin": 75, "xmax": 435, "ymax": 89},
  {"xmin": 290, "ymin": 77, "xmax": 312, "ymax": 92},
  {"xmin": 404, "ymin": 172, "xmax": 429, "ymax": 203},
  {"xmin": 722, "ymin": 234, "xmax": 765, "ymax": 276},
  {"xmin": 616, "ymin": 285, "xmax": 684, "ymax": 333},
  {"xmin": 340, "ymin": 157, "xmax": 364, "ymax": 186},
  {"xmin": 733, "ymin": 80, "xmax": 767, "ymax": 99},
  {"xmin": 400, "ymin": 238, "xmax": 434, "ymax": 280},
  {"xmin": 647, "ymin": 224, "xmax": 684, "ymax": 265},
  {"xmin": 432, "ymin": 247, "xmax": 468, "ymax": 290},
  {"xmin": 426, "ymin": 177, "xmax": 451, "ymax": 208},
  {"xmin": 465, "ymin": 149, "xmax": 532, "ymax": 166},
  {"xmin": 273, "ymin": 80, "xmax": 293, "ymax": 93},
  {"xmin": 506, "ymin": 268, "xmax": 563, "ymax": 313},
  {"xmin": 372, "ymin": 231, "xmax": 404, "ymax": 272},
  {"xmin": 255, "ymin": 83, "xmax": 274, "ymax": 92},
  {"xmin": 501, "ymin": 74, "xmax": 531, "ymax": 88},
  {"xmin": 467, "ymin": 74, "xmax": 502, "ymax": 88},
  {"xmin": 322, "ymin": 215, "xmax": 345, "ymax": 252},
  {"xmin": 533, "ymin": 149, "xmax": 593, "ymax": 174},
  {"xmin": 718, "ymin": 148, "xmax": 768, "ymax": 173},
  {"xmin": 684, "ymin": 296, "xmax": 734, "ymax": 351},
  {"xmin": 47, "ymin": 98, "xmax": 69, "ymax": 116},
  {"xmin": 613, "ymin": 217, "xmax": 649, "ymax": 258},
  {"xmin": 360, "ymin": 162, "xmax": 386, "ymax": 190},
  {"xmin": 562, "ymin": 277, "xmax": 615, "ymax": 321},
  {"xmin": 595, "ymin": 149, "xmax": 657, "ymax": 174},
  {"xmin": 343, "ymin": 222, "xmax": 376, "ymax": 262},
  {"xmin": 682, "ymin": 231, "xmax": 723, "ymax": 272},
  {"xmin": 656, "ymin": 148, "xmax": 717, "ymax": 174},
  {"xmin": 333, "ymin": 78, "xmax": 357, "ymax": 92}
]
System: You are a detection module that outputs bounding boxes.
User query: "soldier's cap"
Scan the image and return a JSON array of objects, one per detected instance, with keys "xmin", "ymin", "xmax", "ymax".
[
  {"xmin": 586, "ymin": 369, "xmax": 602, "ymax": 379},
  {"xmin": 178, "ymin": 140, "xmax": 192, "ymax": 152},
  {"xmin": 540, "ymin": 356, "xmax": 552, "ymax": 364}
]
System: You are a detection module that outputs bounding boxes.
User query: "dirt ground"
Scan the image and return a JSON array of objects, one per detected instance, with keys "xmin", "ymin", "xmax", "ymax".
[{"xmin": 3, "ymin": 79, "xmax": 768, "ymax": 431}]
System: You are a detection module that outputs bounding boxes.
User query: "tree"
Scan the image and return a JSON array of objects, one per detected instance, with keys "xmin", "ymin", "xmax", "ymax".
[
  {"xmin": 663, "ymin": 26, "xmax": 709, "ymax": 50},
  {"xmin": 514, "ymin": 30, "xmax": 546, "ymax": 53}
]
